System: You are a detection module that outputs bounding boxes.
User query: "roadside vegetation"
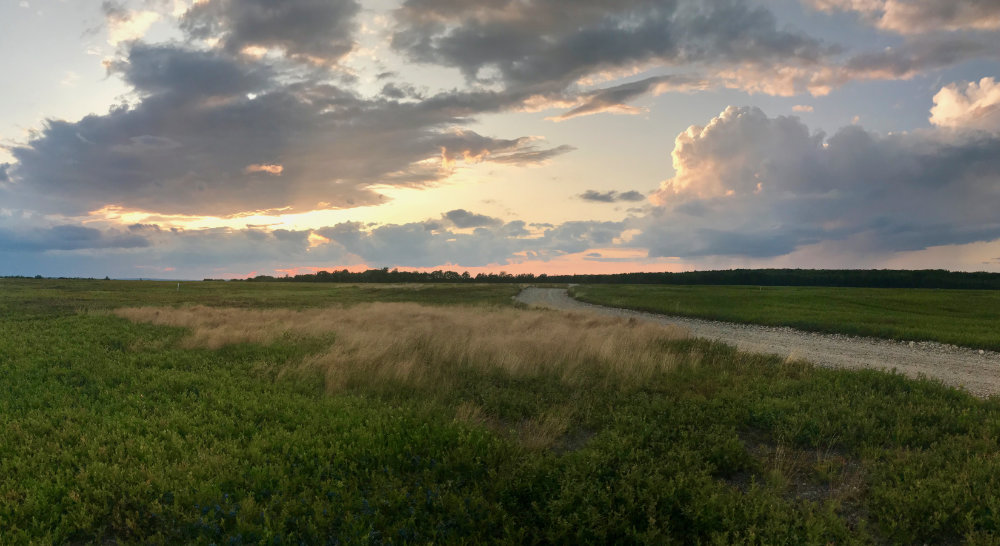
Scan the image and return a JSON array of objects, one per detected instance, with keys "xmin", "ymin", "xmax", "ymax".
[
  {"xmin": 5, "ymin": 279, "xmax": 1000, "ymax": 543},
  {"xmin": 572, "ymin": 284, "xmax": 1000, "ymax": 351}
]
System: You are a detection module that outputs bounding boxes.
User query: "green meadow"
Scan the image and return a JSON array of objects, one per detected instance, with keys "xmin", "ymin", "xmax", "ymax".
[
  {"xmin": 5, "ymin": 279, "xmax": 1000, "ymax": 543},
  {"xmin": 572, "ymin": 284, "xmax": 1000, "ymax": 351}
]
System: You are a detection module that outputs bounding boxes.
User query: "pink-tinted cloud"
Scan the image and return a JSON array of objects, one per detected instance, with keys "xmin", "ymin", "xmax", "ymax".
[{"xmin": 930, "ymin": 77, "xmax": 1000, "ymax": 132}]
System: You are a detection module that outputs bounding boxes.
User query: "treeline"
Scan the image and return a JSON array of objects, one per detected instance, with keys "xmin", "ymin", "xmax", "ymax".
[{"xmin": 241, "ymin": 268, "xmax": 1000, "ymax": 289}]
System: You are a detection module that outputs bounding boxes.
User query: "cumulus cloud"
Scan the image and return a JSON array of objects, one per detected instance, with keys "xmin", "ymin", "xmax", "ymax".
[
  {"xmin": 580, "ymin": 190, "xmax": 647, "ymax": 203},
  {"xmin": 2, "ymin": 42, "xmax": 571, "ymax": 217},
  {"xmin": 930, "ymin": 77, "xmax": 1000, "ymax": 132},
  {"xmin": 181, "ymin": 0, "xmax": 361, "ymax": 64},
  {"xmin": 808, "ymin": 0, "xmax": 1000, "ymax": 33},
  {"xmin": 639, "ymin": 106, "xmax": 1000, "ymax": 258}
]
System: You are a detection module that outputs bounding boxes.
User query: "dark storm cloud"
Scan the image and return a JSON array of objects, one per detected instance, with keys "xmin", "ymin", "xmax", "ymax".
[
  {"xmin": 443, "ymin": 209, "xmax": 503, "ymax": 229},
  {"xmin": 580, "ymin": 190, "xmax": 647, "ymax": 203},
  {"xmin": 181, "ymin": 0, "xmax": 361, "ymax": 63},
  {"xmin": 1, "ymin": 42, "xmax": 572, "ymax": 217},
  {"xmin": 636, "ymin": 106, "xmax": 1000, "ymax": 258}
]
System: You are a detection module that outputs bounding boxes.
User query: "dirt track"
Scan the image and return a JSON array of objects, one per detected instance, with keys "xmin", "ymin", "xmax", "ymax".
[{"xmin": 516, "ymin": 287, "xmax": 1000, "ymax": 398}]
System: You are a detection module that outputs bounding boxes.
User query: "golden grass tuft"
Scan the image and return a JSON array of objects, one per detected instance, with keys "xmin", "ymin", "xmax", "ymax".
[{"xmin": 115, "ymin": 303, "xmax": 689, "ymax": 392}]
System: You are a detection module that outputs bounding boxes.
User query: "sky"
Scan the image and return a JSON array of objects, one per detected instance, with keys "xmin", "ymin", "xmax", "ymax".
[{"xmin": 1, "ymin": 0, "xmax": 999, "ymax": 279}]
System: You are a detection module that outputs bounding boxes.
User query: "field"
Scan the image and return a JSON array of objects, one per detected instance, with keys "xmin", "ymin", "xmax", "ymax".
[
  {"xmin": 572, "ymin": 284, "xmax": 1000, "ymax": 351},
  {"xmin": 6, "ymin": 279, "xmax": 1000, "ymax": 543}
]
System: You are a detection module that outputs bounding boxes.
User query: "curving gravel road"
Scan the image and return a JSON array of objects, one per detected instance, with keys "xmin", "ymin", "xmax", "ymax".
[{"xmin": 516, "ymin": 287, "xmax": 1000, "ymax": 398}]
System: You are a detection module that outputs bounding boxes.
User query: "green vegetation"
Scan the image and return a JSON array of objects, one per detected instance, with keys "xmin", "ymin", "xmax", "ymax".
[
  {"xmin": 4, "ymin": 279, "xmax": 1000, "ymax": 543},
  {"xmin": 233, "ymin": 267, "xmax": 1000, "ymax": 289},
  {"xmin": 572, "ymin": 284, "xmax": 1000, "ymax": 351},
  {"xmin": 0, "ymin": 277, "xmax": 521, "ymax": 318}
]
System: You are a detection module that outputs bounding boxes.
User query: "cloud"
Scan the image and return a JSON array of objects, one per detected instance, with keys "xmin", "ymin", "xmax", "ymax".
[
  {"xmin": 550, "ymin": 75, "xmax": 708, "ymax": 121},
  {"xmin": 808, "ymin": 0, "xmax": 1000, "ymax": 33},
  {"xmin": 311, "ymin": 217, "xmax": 624, "ymax": 268},
  {"xmin": 180, "ymin": 0, "xmax": 361, "ymax": 64},
  {"xmin": 102, "ymin": 1, "xmax": 161, "ymax": 45},
  {"xmin": 2, "ymin": 42, "xmax": 571, "ymax": 217},
  {"xmin": 580, "ymin": 190, "xmax": 647, "ymax": 203},
  {"xmin": 388, "ymin": 0, "xmax": 996, "ymax": 106},
  {"xmin": 638, "ymin": 105, "xmax": 1000, "ymax": 258},
  {"xmin": 841, "ymin": 35, "xmax": 1000, "ymax": 80},
  {"xmin": 110, "ymin": 43, "xmax": 273, "ymax": 100},
  {"xmin": 930, "ymin": 77, "xmax": 1000, "ymax": 132},
  {"xmin": 244, "ymin": 163, "xmax": 284, "ymax": 175},
  {"xmin": 0, "ymin": 224, "xmax": 150, "ymax": 252},
  {"xmin": 792, "ymin": 104, "xmax": 814, "ymax": 112},
  {"xmin": 391, "ymin": 0, "xmax": 831, "ymax": 109},
  {"xmin": 443, "ymin": 209, "xmax": 503, "ymax": 229},
  {"xmin": 714, "ymin": 33, "xmax": 1000, "ymax": 96}
]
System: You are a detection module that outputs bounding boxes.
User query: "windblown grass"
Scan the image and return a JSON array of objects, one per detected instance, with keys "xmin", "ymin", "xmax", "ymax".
[{"xmin": 115, "ymin": 303, "xmax": 689, "ymax": 393}]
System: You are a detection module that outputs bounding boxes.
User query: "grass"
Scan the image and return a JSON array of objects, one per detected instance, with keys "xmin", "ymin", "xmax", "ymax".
[
  {"xmin": 0, "ymin": 278, "xmax": 521, "ymax": 318},
  {"xmin": 6, "ymin": 279, "xmax": 1000, "ymax": 543},
  {"xmin": 571, "ymin": 284, "xmax": 1000, "ymax": 351}
]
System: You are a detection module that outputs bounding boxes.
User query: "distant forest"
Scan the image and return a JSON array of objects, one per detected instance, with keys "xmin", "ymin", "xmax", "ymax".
[{"xmin": 237, "ymin": 268, "xmax": 1000, "ymax": 289}]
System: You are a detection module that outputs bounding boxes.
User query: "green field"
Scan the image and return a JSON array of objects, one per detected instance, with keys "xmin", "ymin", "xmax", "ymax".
[
  {"xmin": 571, "ymin": 284, "xmax": 1000, "ymax": 351},
  {"xmin": 6, "ymin": 279, "xmax": 1000, "ymax": 543}
]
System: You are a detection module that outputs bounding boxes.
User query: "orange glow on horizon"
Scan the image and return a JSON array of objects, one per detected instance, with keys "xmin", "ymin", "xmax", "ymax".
[{"xmin": 264, "ymin": 250, "xmax": 691, "ymax": 279}]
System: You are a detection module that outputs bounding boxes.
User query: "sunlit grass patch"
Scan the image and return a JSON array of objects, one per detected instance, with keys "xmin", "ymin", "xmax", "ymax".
[{"xmin": 115, "ymin": 303, "xmax": 689, "ymax": 392}]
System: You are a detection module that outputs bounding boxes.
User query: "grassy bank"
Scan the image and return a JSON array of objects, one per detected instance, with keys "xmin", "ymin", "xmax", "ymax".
[
  {"xmin": 571, "ymin": 284, "xmax": 1000, "ymax": 351},
  {"xmin": 5, "ymin": 279, "xmax": 1000, "ymax": 543}
]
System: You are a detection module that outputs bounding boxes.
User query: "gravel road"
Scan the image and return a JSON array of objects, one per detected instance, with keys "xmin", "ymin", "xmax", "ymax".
[{"xmin": 516, "ymin": 287, "xmax": 1000, "ymax": 398}]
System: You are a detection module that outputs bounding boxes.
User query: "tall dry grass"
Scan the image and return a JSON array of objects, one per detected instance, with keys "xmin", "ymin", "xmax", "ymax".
[{"xmin": 115, "ymin": 303, "xmax": 689, "ymax": 393}]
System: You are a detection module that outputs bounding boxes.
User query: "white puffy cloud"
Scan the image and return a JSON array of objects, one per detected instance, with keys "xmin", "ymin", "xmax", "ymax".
[
  {"xmin": 930, "ymin": 77, "xmax": 1000, "ymax": 132},
  {"xmin": 638, "ymin": 106, "xmax": 1000, "ymax": 258}
]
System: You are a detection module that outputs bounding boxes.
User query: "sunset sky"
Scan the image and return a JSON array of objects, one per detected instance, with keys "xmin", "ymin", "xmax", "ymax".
[{"xmin": 2, "ymin": 0, "xmax": 1000, "ymax": 279}]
